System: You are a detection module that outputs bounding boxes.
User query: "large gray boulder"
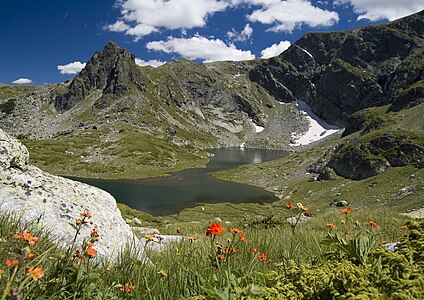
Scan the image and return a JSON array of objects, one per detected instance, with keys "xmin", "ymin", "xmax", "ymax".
[{"xmin": 0, "ymin": 128, "xmax": 135, "ymax": 259}]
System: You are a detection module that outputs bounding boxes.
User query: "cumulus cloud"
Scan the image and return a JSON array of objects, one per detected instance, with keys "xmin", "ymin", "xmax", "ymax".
[
  {"xmin": 261, "ymin": 40, "xmax": 291, "ymax": 58},
  {"xmin": 146, "ymin": 35, "xmax": 255, "ymax": 62},
  {"xmin": 107, "ymin": 0, "xmax": 229, "ymax": 40},
  {"xmin": 12, "ymin": 78, "xmax": 33, "ymax": 85},
  {"xmin": 335, "ymin": 0, "xmax": 424, "ymax": 21},
  {"xmin": 57, "ymin": 61, "xmax": 86, "ymax": 75},
  {"xmin": 135, "ymin": 58, "xmax": 167, "ymax": 67},
  {"xmin": 227, "ymin": 24, "xmax": 253, "ymax": 42},
  {"xmin": 246, "ymin": 0, "xmax": 339, "ymax": 32}
]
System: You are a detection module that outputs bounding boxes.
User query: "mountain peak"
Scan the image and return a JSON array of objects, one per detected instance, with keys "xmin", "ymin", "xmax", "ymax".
[{"xmin": 55, "ymin": 41, "xmax": 144, "ymax": 112}]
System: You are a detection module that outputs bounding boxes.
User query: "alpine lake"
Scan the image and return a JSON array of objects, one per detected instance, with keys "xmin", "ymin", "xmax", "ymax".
[{"xmin": 74, "ymin": 148, "xmax": 289, "ymax": 216}]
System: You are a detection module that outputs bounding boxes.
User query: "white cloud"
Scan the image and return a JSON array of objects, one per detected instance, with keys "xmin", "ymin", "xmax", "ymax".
[
  {"xmin": 12, "ymin": 78, "xmax": 33, "ymax": 85},
  {"xmin": 335, "ymin": 0, "xmax": 424, "ymax": 21},
  {"xmin": 246, "ymin": 0, "xmax": 339, "ymax": 32},
  {"xmin": 107, "ymin": 0, "xmax": 229, "ymax": 40},
  {"xmin": 261, "ymin": 40, "xmax": 291, "ymax": 58},
  {"xmin": 135, "ymin": 58, "xmax": 167, "ymax": 67},
  {"xmin": 57, "ymin": 61, "xmax": 86, "ymax": 75},
  {"xmin": 146, "ymin": 35, "xmax": 255, "ymax": 62},
  {"xmin": 227, "ymin": 24, "xmax": 253, "ymax": 42}
]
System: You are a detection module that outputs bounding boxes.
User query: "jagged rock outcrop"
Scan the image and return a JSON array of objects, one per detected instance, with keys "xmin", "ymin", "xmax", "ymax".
[
  {"xmin": 55, "ymin": 41, "xmax": 144, "ymax": 112},
  {"xmin": 0, "ymin": 128, "xmax": 135, "ymax": 259},
  {"xmin": 250, "ymin": 10, "xmax": 424, "ymax": 127}
]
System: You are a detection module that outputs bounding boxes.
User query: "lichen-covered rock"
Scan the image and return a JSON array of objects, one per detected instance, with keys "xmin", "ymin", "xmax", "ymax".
[
  {"xmin": 0, "ymin": 128, "xmax": 29, "ymax": 170},
  {"xmin": 0, "ymin": 128, "xmax": 134, "ymax": 259}
]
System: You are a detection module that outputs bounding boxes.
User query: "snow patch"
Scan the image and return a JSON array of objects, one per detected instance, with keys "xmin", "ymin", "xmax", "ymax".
[
  {"xmin": 240, "ymin": 142, "xmax": 246, "ymax": 149},
  {"xmin": 298, "ymin": 46, "xmax": 313, "ymax": 59},
  {"xmin": 249, "ymin": 118, "xmax": 265, "ymax": 133},
  {"xmin": 290, "ymin": 100, "xmax": 342, "ymax": 146}
]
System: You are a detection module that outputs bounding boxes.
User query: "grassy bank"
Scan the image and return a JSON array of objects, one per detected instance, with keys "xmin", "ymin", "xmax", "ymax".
[{"xmin": 1, "ymin": 203, "xmax": 421, "ymax": 299}]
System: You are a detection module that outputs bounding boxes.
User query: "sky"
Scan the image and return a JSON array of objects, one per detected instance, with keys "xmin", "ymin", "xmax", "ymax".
[{"xmin": 1, "ymin": 0, "xmax": 423, "ymax": 85}]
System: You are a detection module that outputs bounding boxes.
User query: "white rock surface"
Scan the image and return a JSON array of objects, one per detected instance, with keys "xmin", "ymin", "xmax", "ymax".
[{"xmin": 0, "ymin": 128, "xmax": 135, "ymax": 259}]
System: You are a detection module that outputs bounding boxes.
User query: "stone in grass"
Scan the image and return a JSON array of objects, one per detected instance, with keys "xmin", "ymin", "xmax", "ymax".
[
  {"xmin": 132, "ymin": 227, "xmax": 160, "ymax": 237},
  {"xmin": 132, "ymin": 217, "xmax": 142, "ymax": 226},
  {"xmin": 330, "ymin": 200, "xmax": 349, "ymax": 208},
  {"xmin": 286, "ymin": 215, "xmax": 312, "ymax": 226}
]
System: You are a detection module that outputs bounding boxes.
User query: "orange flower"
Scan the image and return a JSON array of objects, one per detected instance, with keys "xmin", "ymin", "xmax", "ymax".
[
  {"xmin": 13, "ymin": 230, "xmax": 39, "ymax": 246},
  {"xmin": 27, "ymin": 253, "xmax": 37, "ymax": 260},
  {"xmin": 230, "ymin": 228, "xmax": 243, "ymax": 234},
  {"xmin": 176, "ymin": 227, "xmax": 183, "ymax": 233},
  {"xmin": 206, "ymin": 223, "xmax": 226, "ymax": 236},
  {"xmin": 327, "ymin": 223, "xmax": 336, "ymax": 229},
  {"xmin": 296, "ymin": 202, "xmax": 308, "ymax": 212},
  {"xmin": 369, "ymin": 221, "xmax": 378, "ymax": 228},
  {"xmin": 74, "ymin": 249, "xmax": 84, "ymax": 260},
  {"xmin": 86, "ymin": 242, "xmax": 94, "ymax": 247},
  {"xmin": 5, "ymin": 259, "xmax": 18, "ymax": 267},
  {"xmin": 285, "ymin": 202, "xmax": 292, "ymax": 209},
  {"xmin": 86, "ymin": 247, "xmax": 98, "ymax": 258},
  {"xmin": 230, "ymin": 246, "xmax": 237, "ymax": 253},
  {"xmin": 120, "ymin": 284, "xmax": 134, "ymax": 293},
  {"xmin": 217, "ymin": 254, "xmax": 226, "ymax": 261},
  {"xmin": 239, "ymin": 233, "xmax": 247, "ymax": 243},
  {"xmin": 259, "ymin": 253, "xmax": 268, "ymax": 260},
  {"xmin": 91, "ymin": 228, "xmax": 99, "ymax": 239},
  {"xmin": 80, "ymin": 209, "xmax": 92, "ymax": 219},
  {"xmin": 76, "ymin": 219, "xmax": 82, "ymax": 226},
  {"xmin": 401, "ymin": 225, "xmax": 408, "ymax": 230},
  {"xmin": 339, "ymin": 207, "xmax": 353, "ymax": 214},
  {"xmin": 252, "ymin": 248, "xmax": 260, "ymax": 253},
  {"xmin": 26, "ymin": 266, "xmax": 44, "ymax": 281}
]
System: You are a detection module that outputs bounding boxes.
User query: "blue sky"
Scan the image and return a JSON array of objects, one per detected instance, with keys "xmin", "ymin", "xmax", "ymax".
[{"xmin": 1, "ymin": 0, "xmax": 423, "ymax": 85}]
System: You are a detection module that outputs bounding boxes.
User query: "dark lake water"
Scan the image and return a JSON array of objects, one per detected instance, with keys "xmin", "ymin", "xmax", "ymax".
[{"xmin": 74, "ymin": 148, "xmax": 289, "ymax": 216}]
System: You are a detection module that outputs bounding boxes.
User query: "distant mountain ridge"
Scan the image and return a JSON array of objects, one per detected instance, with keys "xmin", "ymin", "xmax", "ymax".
[{"xmin": 0, "ymin": 10, "xmax": 422, "ymax": 179}]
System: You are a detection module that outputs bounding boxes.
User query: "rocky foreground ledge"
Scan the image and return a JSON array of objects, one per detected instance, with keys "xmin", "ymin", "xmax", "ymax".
[{"xmin": 0, "ymin": 127, "xmax": 135, "ymax": 259}]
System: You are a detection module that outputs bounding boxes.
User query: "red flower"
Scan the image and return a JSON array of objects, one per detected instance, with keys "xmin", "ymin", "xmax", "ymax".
[
  {"xmin": 230, "ymin": 246, "xmax": 237, "ymax": 253},
  {"xmin": 252, "ymin": 248, "xmax": 260, "ymax": 253},
  {"xmin": 5, "ymin": 259, "xmax": 18, "ymax": 267},
  {"xmin": 339, "ymin": 208, "xmax": 353, "ymax": 214},
  {"xmin": 74, "ymin": 249, "xmax": 84, "ymax": 260},
  {"xmin": 206, "ymin": 223, "xmax": 226, "ymax": 236},
  {"xmin": 369, "ymin": 221, "xmax": 378, "ymax": 229},
  {"xmin": 401, "ymin": 225, "xmax": 408, "ymax": 230},
  {"xmin": 259, "ymin": 253, "xmax": 268, "ymax": 260},
  {"xmin": 285, "ymin": 202, "xmax": 292, "ymax": 209},
  {"xmin": 176, "ymin": 227, "xmax": 183, "ymax": 233}
]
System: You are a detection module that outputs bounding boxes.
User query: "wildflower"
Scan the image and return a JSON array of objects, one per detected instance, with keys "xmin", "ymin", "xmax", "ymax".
[
  {"xmin": 285, "ymin": 202, "xmax": 292, "ymax": 209},
  {"xmin": 27, "ymin": 253, "xmax": 37, "ymax": 260},
  {"xmin": 187, "ymin": 236, "xmax": 197, "ymax": 242},
  {"xmin": 339, "ymin": 207, "xmax": 353, "ymax": 214},
  {"xmin": 345, "ymin": 229, "xmax": 349, "ymax": 235},
  {"xmin": 259, "ymin": 253, "xmax": 268, "ymax": 260},
  {"xmin": 86, "ymin": 247, "xmax": 97, "ymax": 258},
  {"xmin": 74, "ymin": 249, "xmax": 83, "ymax": 260},
  {"xmin": 206, "ymin": 223, "xmax": 226, "ymax": 236},
  {"xmin": 26, "ymin": 266, "xmax": 44, "ymax": 281},
  {"xmin": 230, "ymin": 246, "xmax": 237, "ymax": 253},
  {"xmin": 217, "ymin": 254, "xmax": 226, "ymax": 261},
  {"xmin": 369, "ymin": 221, "xmax": 378, "ymax": 229},
  {"xmin": 5, "ymin": 259, "xmax": 18, "ymax": 268},
  {"xmin": 158, "ymin": 269, "xmax": 168, "ymax": 278},
  {"xmin": 80, "ymin": 209, "xmax": 92, "ymax": 219},
  {"xmin": 13, "ymin": 230, "xmax": 39, "ymax": 246},
  {"xmin": 230, "ymin": 228, "xmax": 243, "ymax": 234},
  {"xmin": 341, "ymin": 220, "xmax": 346, "ymax": 224},
  {"xmin": 296, "ymin": 202, "xmax": 308, "ymax": 212},
  {"xmin": 120, "ymin": 283, "xmax": 134, "ymax": 293},
  {"xmin": 252, "ymin": 248, "xmax": 260, "ymax": 253},
  {"xmin": 91, "ymin": 228, "xmax": 99, "ymax": 239},
  {"xmin": 239, "ymin": 233, "xmax": 247, "ymax": 243},
  {"xmin": 354, "ymin": 220, "xmax": 361, "ymax": 226},
  {"xmin": 85, "ymin": 242, "xmax": 94, "ymax": 247},
  {"xmin": 144, "ymin": 234, "xmax": 155, "ymax": 241},
  {"xmin": 401, "ymin": 225, "xmax": 408, "ymax": 230},
  {"xmin": 176, "ymin": 227, "xmax": 183, "ymax": 233},
  {"xmin": 76, "ymin": 219, "xmax": 82, "ymax": 226},
  {"xmin": 326, "ymin": 223, "xmax": 336, "ymax": 229}
]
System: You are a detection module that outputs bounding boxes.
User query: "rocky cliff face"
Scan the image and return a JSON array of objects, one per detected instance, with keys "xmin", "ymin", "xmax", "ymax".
[
  {"xmin": 250, "ymin": 10, "xmax": 424, "ymax": 126},
  {"xmin": 0, "ymin": 128, "xmax": 134, "ymax": 258}
]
